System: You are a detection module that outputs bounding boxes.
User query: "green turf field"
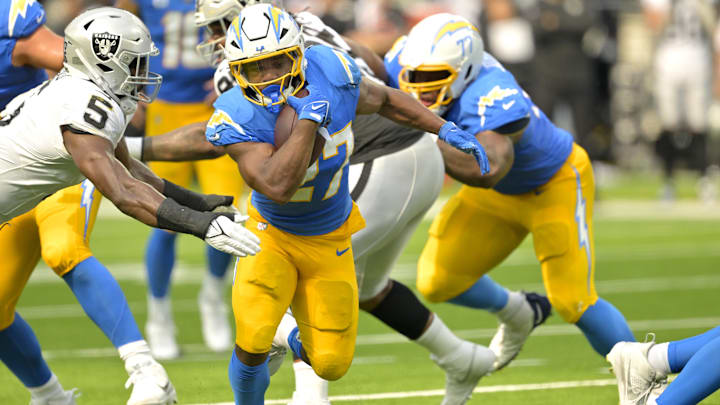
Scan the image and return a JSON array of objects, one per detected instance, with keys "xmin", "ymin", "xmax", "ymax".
[{"xmin": 2, "ymin": 175, "xmax": 720, "ymax": 404}]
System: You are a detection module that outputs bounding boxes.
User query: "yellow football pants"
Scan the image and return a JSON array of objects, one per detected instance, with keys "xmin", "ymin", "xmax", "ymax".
[
  {"xmin": 232, "ymin": 201, "xmax": 365, "ymax": 381},
  {"xmin": 146, "ymin": 100, "xmax": 244, "ymax": 206},
  {"xmin": 0, "ymin": 182, "xmax": 102, "ymax": 329},
  {"xmin": 418, "ymin": 143, "xmax": 598, "ymax": 323}
]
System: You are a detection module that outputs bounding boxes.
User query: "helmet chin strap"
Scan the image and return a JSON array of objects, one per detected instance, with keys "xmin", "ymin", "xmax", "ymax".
[{"xmin": 262, "ymin": 84, "xmax": 283, "ymax": 113}]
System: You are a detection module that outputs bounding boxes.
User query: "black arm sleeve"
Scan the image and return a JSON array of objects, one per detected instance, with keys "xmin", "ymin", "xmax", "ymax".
[
  {"xmin": 161, "ymin": 179, "xmax": 234, "ymax": 212},
  {"xmin": 156, "ymin": 198, "xmax": 230, "ymax": 238}
]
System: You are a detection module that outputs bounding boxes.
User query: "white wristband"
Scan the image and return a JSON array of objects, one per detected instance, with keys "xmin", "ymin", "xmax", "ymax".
[{"xmin": 125, "ymin": 136, "xmax": 144, "ymax": 160}]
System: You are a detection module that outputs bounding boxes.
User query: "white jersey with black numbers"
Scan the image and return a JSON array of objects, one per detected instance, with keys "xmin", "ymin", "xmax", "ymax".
[{"xmin": 0, "ymin": 70, "xmax": 130, "ymax": 222}]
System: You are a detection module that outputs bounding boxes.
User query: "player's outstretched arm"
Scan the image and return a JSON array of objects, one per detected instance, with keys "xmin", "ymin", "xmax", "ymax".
[
  {"xmin": 12, "ymin": 25, "xmax": 64, "ymax": 71},
  {"xmin": 64, "ymin": 130, "xmax": 259, "ymax": 257},
  {"xmin": 439, "ymin": 130, "xmax": 515, "ymax": 188},
  {"xmin": 356, "ymin": 77, "xmax": 490, "ymax": 173},
  {"xmin": 125, "ymin": 121, "xmax": 226, "ymax": 162}
]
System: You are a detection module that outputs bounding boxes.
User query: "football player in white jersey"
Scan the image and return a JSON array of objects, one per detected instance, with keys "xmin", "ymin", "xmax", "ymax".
[
  {"xmin": 125, "ymin": 2, "xmax": 550, "ymax": 404},
  {"xmin": 0, "ymin": 10, "xmax": 260, "ymax": 403}
]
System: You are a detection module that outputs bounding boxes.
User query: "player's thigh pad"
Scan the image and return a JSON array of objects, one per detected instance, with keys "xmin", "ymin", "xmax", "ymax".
[
  {"xmin": 35, "ymin": 182, "xmax": 102, "ymax": 276},
  {"xmin": 146, "ymin": 100, "xmax": 214, "ymax": 187},
  {"xmin": 0, "ymin": 210, "xmax": 40, "ymax": 329},
  {"xmin": 417, "ymin": 187, "xmax": 528, "ymax": 302},
  {"xmin": 232, "ymin": 213, "xmax": 298, "ymax": 353},
  {"xmin": 351, "ymin": 134, "xmax": 444, "ymax": 300},
  {"xmin": 531, "ymin": 144, "xmax": 598, "ymax": 322}
]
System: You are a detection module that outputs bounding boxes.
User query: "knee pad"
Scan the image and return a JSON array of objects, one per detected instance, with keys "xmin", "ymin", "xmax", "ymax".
[
  {"xmin": 310, "ymin": 350, "xmax": 353, "ymax": 381},
  {"xmin": 548, "ymin": 293, "xmax": 591, "ymax": 324},
  {"xmin": 41, "ymin": 239, "xmax": 90, "ymax": 276}
]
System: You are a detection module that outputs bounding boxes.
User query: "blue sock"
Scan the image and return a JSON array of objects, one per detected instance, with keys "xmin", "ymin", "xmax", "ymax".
[
  {"xmin": 0, "ymin": 314, "xmax": 52, "ymax": 387},
  {"xmin": 575, "ymin": 298, "xmax": 635, "ymax": 356},
  {"xmin": 668, "ymin": 326, "xmax": 720, "ymax": 373},
  {"xmin": 448, "ymin": 276, "xmax": 508, "ymax": 311},
  {"xmin": 206, "ymin": 245, "xmax": 232, "ymax": 279},
  {"xmin": 228, "ymin": 350, "xmax": 269, "ymax": 405},
  {"xmin": 146, "ymin": 229, "xmax": 177, "ymax": 298},
  {"xmin": 63, "ymin": 257, "xmax": 143, "ymax": 347},
  {"xmin": 658, "ymin": 335, "xmax": 720, "ymax": 405},
  {"xmin": 287, "ymin": 327, "xmax": 304, "ymax": 360}
]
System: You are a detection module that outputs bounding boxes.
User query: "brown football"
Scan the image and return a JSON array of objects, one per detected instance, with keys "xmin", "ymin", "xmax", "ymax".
[{"xmin": 274, "ymin": 88, "xmax": 326, "ymax": 166}]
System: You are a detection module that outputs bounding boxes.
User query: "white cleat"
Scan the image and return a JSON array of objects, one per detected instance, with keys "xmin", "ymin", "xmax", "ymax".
[
  {"xmin": 607, "ymin": 337, "xmax": 668, "ymax": 405},
  {"xmin": 198, "ymin": 290, "xmax": 232, "ymax": 352},
  {"xmin": 125, "ymin": 357, "xmax": 177, "ymax": 405},
  {"xmin": 432, "ymin": 341, "xmax": 496, "ymax": 405},
  {"xmin": 287, "ymin": 391, "xmax": 331, "ymax": 405},
  {"xmin": 489, "ymin": 292, "xmax": 551, "ymax": 371},
  {"xmin": 269, "ymin": 309, "xmax": 298, "ymax": 376},
  {"xmin": 146, "ymin": 296, "xmax": 180, "ymax": 360},
  {"xmin": 29, "ymin": 389, "xmax": 79, "ymax": 405}
]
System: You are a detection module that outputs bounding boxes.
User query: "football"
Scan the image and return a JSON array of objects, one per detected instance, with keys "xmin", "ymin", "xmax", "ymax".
[{"xmin": 274, "ymin": 87, "xmax": 326, "ymax": 166}]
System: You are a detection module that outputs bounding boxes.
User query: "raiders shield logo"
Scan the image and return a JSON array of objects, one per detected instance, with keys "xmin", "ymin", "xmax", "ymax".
[{"xmin": 92, "ymin": 32, "xmax": 120, "ymax": 61}]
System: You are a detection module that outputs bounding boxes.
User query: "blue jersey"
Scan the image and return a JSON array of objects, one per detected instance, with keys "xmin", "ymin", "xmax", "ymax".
[
  {"xmin": 206, "ymin": 45, "xmax": 362, "ymax": 235},
  {"xmin": 135, "ymin": 0, "xmax": 214, "ymax": 103},
  {"xmin": 0, "ymin": 0, "xmax": 47, "ymax": 109},
  {"xmin": 385, "ymin": 48, "xmax": 573, "ymax": 195}
]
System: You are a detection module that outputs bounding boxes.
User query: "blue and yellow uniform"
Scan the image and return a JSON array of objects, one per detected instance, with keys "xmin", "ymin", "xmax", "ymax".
[
  {"xmin": 386, "ymin": 50, "xmax": 597, "ymax": 323},
  {"xmin": 132, "ymin": 0, "xmax": 243, "ymax": 202},
  {"xmin": 206, "ymin": 45, "xmax": 365, "ymax": 380},
  {"xmin": 0, "ymin": 1, "xmax": 102, "ymax": 329}
]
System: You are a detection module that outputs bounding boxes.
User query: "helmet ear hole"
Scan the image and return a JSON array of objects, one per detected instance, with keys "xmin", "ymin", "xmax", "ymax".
[{"xmin": 464, "ymin": 65, "xmax": 473, "ymax": 80}]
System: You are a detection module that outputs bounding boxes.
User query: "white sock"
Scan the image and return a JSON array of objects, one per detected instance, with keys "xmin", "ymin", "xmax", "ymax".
[
  {"xmin": 200, "ymin": 272, "xmax": 225, "ymax": 300},
  {"xmin": 28, "ymin": 373, "xmax": 65, "ymax": 399},
  {"xmin": 495, "ymin": 290, "xmax": 525, "ymax": 323},
  {"xmin": 119, "ymin": 340, "xmax": 154, "ymax": 368},
  {"xmin": 276, "ymin": 310, "xmax": 299, "ymax": 350},
  {"xmin": 147, "ymin": 295, "xmax": 173, "ymax": 323},
  {"xmin": 292, "ymin": 360, "xmax": 328, "ymax": 400},
  {"xmin": 415, "ymin": 314, "xmax": 464, "ymax": 360},
  {"xmin": 647, "ymin": 342, "xmax": 671, "ymax": 376}
]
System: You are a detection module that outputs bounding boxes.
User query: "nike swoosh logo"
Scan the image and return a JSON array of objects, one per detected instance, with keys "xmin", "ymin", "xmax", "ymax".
[
  {"xmin": 336, "ymin": 247, "xmax": 350, "ymax": 256},
  {"xmin": 208, "ymin": 133, "xmax": 220, "ymax": 141},
  {"xmin": 309, "ymin": 112, "xmax": 322, "ymax": 121},
  {"xmin": 502, "ymin": 101, "xmax": 515, "ymax": 110},
  {"xmin": 311, "ymin": 103, "xmax": 324, "ymax": 110}
]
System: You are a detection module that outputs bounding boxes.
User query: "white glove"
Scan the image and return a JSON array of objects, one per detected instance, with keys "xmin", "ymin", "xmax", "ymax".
[{"xmin": 204, "ymin": 215, "xmax": 260, "ymax": 257}]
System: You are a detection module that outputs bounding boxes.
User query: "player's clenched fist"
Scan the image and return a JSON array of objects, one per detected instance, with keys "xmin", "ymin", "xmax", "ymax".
[{"xmin": 204, "ymin": 215, "xmax": 260, "ymax": 257}]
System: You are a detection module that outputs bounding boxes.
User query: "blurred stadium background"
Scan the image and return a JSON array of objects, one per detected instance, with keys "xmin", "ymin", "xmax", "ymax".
[{"xmin": 3, "ymin": 0, "xmax": 720, "ymax": 404}]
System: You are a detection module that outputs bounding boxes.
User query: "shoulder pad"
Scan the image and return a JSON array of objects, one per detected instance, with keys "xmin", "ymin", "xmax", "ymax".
[
  {"xmin": 304, "ymin": 45, "xmax": 361, "ymax": 89},
  {"xmin": 455, "ymin": 72, "xmax": 530, "ymax": 133},
  {"xmin": 207, "ymin": 87, "xmax": 262, "ymax": 146},
  {"xmin": 5, "ymin": 0, "xmax": 46, "ymax": 38}
]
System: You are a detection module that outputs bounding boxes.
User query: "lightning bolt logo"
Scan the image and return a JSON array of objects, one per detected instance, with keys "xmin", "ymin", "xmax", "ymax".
[
  {"xmin": 573, "ymin": 167, "xmax": 592, "ymax": 293},
  {"xmin": 432, "ymin": 21, "xmax": 477, "ymax": 52},
  {"xmin": 269, "ymin": 5, "xmax": 285, "ymax": 42},
  {"xmin": 80, "ymin": 180, "xmax": 95, "ymax": 240},
  {"xmin": 8, "ymin": 0, "xmax": 38, "ymax": 37}
]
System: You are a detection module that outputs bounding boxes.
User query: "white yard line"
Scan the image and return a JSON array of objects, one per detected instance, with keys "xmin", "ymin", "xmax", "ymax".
[
  {"xmin": 186, "ymin": 378, "xmax": 620, "ymax": 405},
  {"xmin": 37, "ymin": 316, "xmax": 720, "ymax": 359}
]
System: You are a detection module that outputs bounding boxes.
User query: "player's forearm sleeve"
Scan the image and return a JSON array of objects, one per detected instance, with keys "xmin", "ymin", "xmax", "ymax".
[
  {"xmin": 156, "ymin": 198, "xmax": 223, "ymax": 238},
  {"xmin": 161, "ymin": 179, "xmax": 233, "ymax": 212}
]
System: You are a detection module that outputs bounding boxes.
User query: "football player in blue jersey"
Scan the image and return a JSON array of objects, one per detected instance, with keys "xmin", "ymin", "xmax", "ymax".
[
  {"xmin": 115, "ymin": 0, "xmax": 247, "ymax": 358},
  {"xmin": 608, "ymin": 327, "xmax": 720, "ymax": 405},
  {"xmin": 384, "ymin": 13, "xmax": 636, "ymax": 371},
  {"xmin": 202, "ymin": 4, "xmax": 489, "ymax": 404},
  {"xmin": 127, "ymin": 2, "xmax": 551, "ymax": 403}
]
